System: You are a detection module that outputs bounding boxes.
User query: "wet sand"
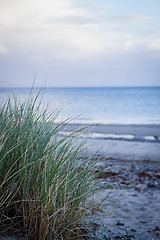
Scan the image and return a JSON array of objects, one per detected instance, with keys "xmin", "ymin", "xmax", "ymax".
[
  {"xmin": 64, "ymin": 123, "xmax": 160, "ymax": 162},
  {"xmin": 83, "ymin": 138, "xmax": 160, "ymax": 161}
]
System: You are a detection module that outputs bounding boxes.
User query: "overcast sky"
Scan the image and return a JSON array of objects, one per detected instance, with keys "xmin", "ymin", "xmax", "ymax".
[{"xmin": 0, "ymin": 0, "xmax": 160, "ymax": 87}]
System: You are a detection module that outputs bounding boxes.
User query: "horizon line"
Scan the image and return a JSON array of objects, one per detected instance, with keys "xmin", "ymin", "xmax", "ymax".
[{"xmin": 1, "ymin": 85, "xmax": 160, "ymax": 89}]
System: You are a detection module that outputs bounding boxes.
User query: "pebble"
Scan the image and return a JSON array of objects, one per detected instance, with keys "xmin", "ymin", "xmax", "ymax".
[
  {"xmin": 140, "ymin": 220, "xmax": 147, "ymax": 223},
  {"xmin": 147, "ymin": 183, "xmax": 155, "ymax": 188},
  {"xmin": 116, "ymin": 222, "xmax": 124, "ymax": 226},
  {"xmin": 114, "ymin": 236, "xmax": 122, "ymax": 239}
]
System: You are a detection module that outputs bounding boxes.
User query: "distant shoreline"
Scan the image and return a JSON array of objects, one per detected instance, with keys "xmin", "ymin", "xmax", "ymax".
[{"xmin": 1, "ymin": 86, "xmax": 160, "ymax": 89}]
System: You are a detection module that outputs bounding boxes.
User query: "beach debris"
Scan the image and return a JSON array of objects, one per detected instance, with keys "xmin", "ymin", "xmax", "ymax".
[
  {"xmin": 138, "ymin": 171, "xmax": 151, "ymax": 178},
  {"xmin": 154, "ymin": 172, "xmax": 160, "ymax": 178},
  {"xmin": 96, "ymin": 171, "xmax": 118, "ymax": 179},
  {"xmin": 114, "ymin": 236, "xmax": 122, "ymax": 239},
  {"xmin": 153, "ymin": 226, "xmax": 160, "ymax": 231}
]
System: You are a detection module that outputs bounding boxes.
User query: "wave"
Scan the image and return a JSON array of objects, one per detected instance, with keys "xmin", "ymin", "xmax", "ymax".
[{"xmin": 59, "ymin": 131, "xmax": 160, "ymax": 143}]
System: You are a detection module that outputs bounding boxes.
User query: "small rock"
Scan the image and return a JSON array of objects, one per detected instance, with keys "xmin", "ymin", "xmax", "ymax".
[
  {"xmin": 114, "ymin": 236, "xmax": 122, "ymax": 240},
  {"xmin": 116, "ymin": 222, "xmax": 124, "ymax": 226},
  {"xmin": 140, "ymin": 207, "xmax": 146, "ymax": 211},
  {"xmin": 135, "ymin": 184, "xmax": 146, "ymax": 191},
  {"xmin": 132, "ymin": 193, "xmax": 138, "ymax": 197},
  {"xmin": 147, "ymin": 182, "xmax": 155, "ymax": 188},
  {"xmin": 154, "ymin": 172, "xmax": 160, "ymax": 178},
  {"xmin": 153, "ymin": 226, "xmax": 160, "ymax": 231},
  {"xmin": 140, "ymin": 220, "xmax": 147, "ymax": 223},
  {"xmin": 103, "ymin": 236, "xmax": 108, "ymax": 240}
]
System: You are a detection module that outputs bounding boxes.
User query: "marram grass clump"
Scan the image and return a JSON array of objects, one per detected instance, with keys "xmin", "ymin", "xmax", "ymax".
[{"xmin": 0, "ymin": 93, "xmax": 96, "ymax": 239}]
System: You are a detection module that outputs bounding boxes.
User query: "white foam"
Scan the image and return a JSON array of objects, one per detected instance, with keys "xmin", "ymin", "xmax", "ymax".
[
  {"xmin": 88, "ymin": 133, "xmax": 135, "ymax": 140},
  {"xmin": 143, "ymin": 136, "xmax": 156, "ymax": 141},
  {"xmin": 59, "ymin": 131, "xmax": 160, "ymax": 143}
]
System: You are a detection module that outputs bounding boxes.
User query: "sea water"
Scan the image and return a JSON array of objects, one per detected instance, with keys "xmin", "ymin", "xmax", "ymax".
[{"xmin": 0, "ymin": 87, "xmax": 160, "ymax": 125}]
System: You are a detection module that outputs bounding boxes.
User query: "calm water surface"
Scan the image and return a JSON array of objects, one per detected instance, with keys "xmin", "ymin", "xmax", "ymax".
[{"xmin": 0, "ymin": 87, "xmax": 160, "ymax": 125}]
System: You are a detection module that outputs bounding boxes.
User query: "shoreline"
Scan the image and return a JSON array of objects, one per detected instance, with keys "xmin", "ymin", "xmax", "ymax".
[
  {"xmin": 61, "ymin": 123, "xmax": 160, "ymax": 162},
  {"xmin": 61, "ymin": 122, "xmax": 160, "ymax": 239},
  {"xmin": 62, "ymin": 123, "xmax": 160, "ymax": 137}
]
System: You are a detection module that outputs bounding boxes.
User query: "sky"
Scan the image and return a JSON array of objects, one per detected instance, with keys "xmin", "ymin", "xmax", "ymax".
[{"xmin": 0, "ymin": 0, "xmax": 160, "ymax": 87}]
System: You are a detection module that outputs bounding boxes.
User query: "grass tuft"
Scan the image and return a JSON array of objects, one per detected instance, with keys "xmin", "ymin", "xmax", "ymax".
[{"xmin": 0, "ymin": 91, "xmax": 96, "ymax": 239}]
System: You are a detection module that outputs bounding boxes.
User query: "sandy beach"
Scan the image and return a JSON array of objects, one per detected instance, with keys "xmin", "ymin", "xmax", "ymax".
[
  {"xmin": 78, "ymin": 124, "xmax": 160, "ymax": 240},
  {"xmin": 63, "ymin": 123, "xmax": 160, "ymax": 161},
  {"xmin": 63, "ymin": 123, "xmax": 160, "ymax": 239}
]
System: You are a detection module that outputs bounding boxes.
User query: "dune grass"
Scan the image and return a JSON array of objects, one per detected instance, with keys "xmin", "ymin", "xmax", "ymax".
[{"xmin": 0, "ymin": 92, "xmax": 96, "ymax": 239}]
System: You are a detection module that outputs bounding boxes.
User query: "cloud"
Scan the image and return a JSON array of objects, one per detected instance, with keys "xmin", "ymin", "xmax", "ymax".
[
  {"xmin": 1, "ymin": 46, "xmax": 159, "ymax": 88},
  {"xmin": 149, "ymin": 39, "xmax": 160, "ymax": 50},
  {"xmin": 100, "ymin": 14, "xmax": 150, "ymax": 23},
  {"xmin": 0, "ymin": 0, "xmax": 108, "ymax": 58},
  {"xmin": 0, "ymin": 0, "xmax": 160, "ymax": 87},
  {"xmin": 46, "ymin": 14, "xmax": 150, "ymax": 26},
  {"xmin": 0, "ymin": 44, "xmax": 8, "ymax": 54},
  {"xmin": 0, "ymin": 0, "xmax": 154, "ymax": 60},
  {"xmin": 73, "ymin": 2, "xmax": 114, "ymax": 12}
]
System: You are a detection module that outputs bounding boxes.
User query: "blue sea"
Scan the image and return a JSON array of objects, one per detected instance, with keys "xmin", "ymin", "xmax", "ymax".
[{"xmin": 0, "ymin": 87, "xmax": 160, "ymax": 125}]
